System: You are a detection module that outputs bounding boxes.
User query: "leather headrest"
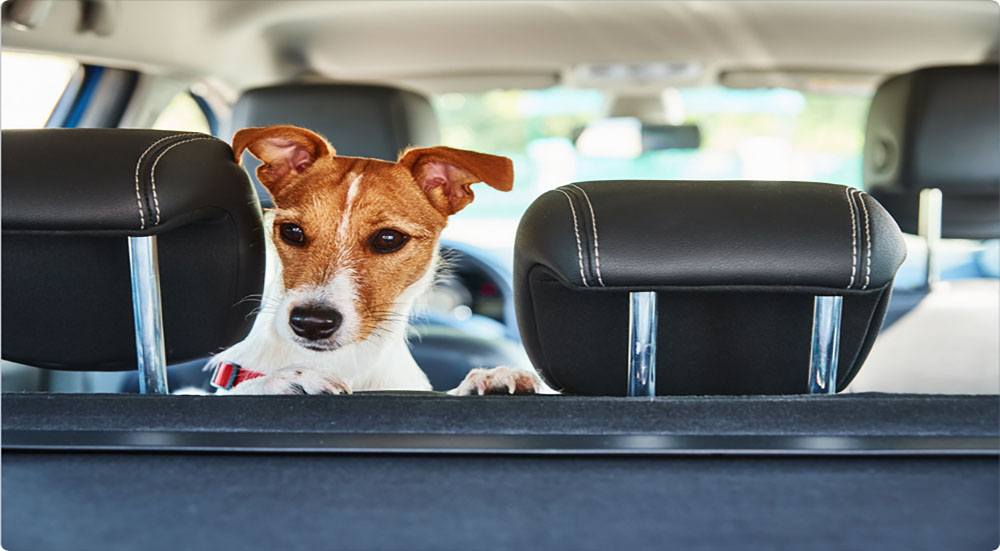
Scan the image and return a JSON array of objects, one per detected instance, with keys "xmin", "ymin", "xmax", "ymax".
[
  {"xmin": 1, "ymin": 129, "xmax": 265, "ymax": 370},
  {"xmin": 864, "ymin": 65, "xmax": 1000, "ymax": 239},
  {"xmin": 230, "ymin": 83, "xmax": 439, "ymax": 159},
  {"xmin": 514, "ymin": 180, "xmax": 906, "ymax": 396},
  {"xmin": 229, "ymin": 83, "xmax": 440, "ymax": 206},
  {"xmin": 516, "ymin": 181, "xmax": 905, "ymax": 292}
]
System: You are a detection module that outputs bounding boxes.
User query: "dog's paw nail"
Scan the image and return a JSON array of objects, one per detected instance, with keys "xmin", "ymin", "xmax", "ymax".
[
  {"xmin": 288, "ymin": 383, "xmax": 307, "ymax": 395},
  {"xmin": 453, "ymin": 367, "xmax": 542, "ymax": 396},
  {"xmin": 328, "ymin": 380, "xmax": 352, "ymax": 395},
  {"xmin": 318, "ymin": 383, "xmax": 349, "ymax": 395}
]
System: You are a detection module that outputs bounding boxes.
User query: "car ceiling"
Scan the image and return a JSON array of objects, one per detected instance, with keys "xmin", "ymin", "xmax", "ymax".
[{"xmin": 3, "ymin": 0, "xmax": 998, "ymax": 95}]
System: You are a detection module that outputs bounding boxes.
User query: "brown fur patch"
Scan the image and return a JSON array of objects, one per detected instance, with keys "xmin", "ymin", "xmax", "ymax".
[{"xmin": 271, "ymin": 157, "xmax": 445, "ymax": 340}]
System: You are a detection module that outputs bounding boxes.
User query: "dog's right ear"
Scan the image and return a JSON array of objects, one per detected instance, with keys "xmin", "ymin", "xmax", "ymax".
[{"xmin": 232, "ymin": 125, "xmax": 334, "ymax": 195}]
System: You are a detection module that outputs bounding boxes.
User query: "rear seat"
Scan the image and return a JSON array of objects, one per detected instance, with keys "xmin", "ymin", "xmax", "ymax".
[
  {"xmin": 864, "ymin": 65, "xmax": 999, "ymax": 240},
  {"xmin": 851, "ymin": 64, "xmax": 1000, "ymax": 393}
]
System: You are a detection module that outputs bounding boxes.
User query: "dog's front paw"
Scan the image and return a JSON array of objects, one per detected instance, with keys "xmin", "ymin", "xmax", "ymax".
[
  {"xmin": 223, "ymin": 367, "xmax": 351, "ymax": 395},
  {"xmin": 448, "ymin": 367, "xmax": 546, "ymax": 396}
]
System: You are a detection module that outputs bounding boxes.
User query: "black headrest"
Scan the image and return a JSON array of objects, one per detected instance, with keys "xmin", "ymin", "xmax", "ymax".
[
  {"xmin": 230, "ymin": 83, "xmax": 440, "ymax": 205},
  {"xmin": 1, "ymin": 129, "xmax": 265, "ymax": 371},
  {"xmin": 514, "ymin": 180, "xmax": 906, "ymax": 396},
  {"xmin": 864, "ymin": 65, "xmax": 1000, "ymax": 239}
]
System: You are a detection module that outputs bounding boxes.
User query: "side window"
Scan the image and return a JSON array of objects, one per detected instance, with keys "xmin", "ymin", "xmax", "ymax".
[
  {"xmin": 152, "ymin": 91, "xmax": 213, "ymax": 134},
  {"xmin": 1, "ymin": 51, "xmax": 79, "ymax": 129}
]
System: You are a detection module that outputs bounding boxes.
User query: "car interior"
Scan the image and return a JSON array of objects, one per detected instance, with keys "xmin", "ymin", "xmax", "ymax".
[{"xmin": 1, "ymin": 1, "xmax": 998, "ymax": 549}]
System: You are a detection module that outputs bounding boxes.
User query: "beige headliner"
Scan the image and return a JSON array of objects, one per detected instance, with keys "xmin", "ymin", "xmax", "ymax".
[{"xmin": 3, "ymin": 0, "xmax": 998, "ymax": 94}]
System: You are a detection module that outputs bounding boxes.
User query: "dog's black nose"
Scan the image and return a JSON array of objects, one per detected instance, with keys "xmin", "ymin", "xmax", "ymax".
[{"xmin": 289, "ymin": 306, "xmax": 343, "ymax": 340}]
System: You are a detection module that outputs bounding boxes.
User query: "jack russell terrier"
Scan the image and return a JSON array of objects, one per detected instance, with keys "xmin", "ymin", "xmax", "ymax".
[{"xmin": 207, "ymin": 125, "xmax": 549, "ymax": 396}]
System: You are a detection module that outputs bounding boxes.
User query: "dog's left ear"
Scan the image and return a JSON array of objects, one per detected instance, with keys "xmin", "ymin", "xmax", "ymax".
[{"xmin": 398, "ymin": 146, "xmax": 513, "ymax": 215}]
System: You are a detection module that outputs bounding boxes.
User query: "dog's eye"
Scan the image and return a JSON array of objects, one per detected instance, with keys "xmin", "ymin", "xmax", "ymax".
[
  {"xmin": 279, "ymin": 223, "xmax": 306, "ymax": 245},
  {"xmin": 370, "ymin": 228, "xmax": 409, "ymax": 254}
]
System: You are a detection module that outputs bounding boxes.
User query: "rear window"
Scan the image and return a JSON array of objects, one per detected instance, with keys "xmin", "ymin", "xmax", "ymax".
[{"xmin": 434, "ymin": 86, "xmax": 869, "ymax": 259}]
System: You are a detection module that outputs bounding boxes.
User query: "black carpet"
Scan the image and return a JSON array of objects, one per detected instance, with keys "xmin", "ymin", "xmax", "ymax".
[
  {"xmin": 4, "ymin": 393, "xmax": 998, "ymax": 436},
  {"xmin": 3, "ymin": 452, "xmax": 996, "ymax": 551}
]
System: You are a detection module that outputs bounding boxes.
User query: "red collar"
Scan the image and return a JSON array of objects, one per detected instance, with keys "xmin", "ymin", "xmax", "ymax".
[{"xmin": 210, "ymin": 362, "xmax": 264, "ymax": 390}]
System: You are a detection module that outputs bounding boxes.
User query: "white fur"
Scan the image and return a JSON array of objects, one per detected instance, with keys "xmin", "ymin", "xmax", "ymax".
[
  {"xmin": 337, "ymin": 173, "xmax": 363, "ymax": 243},
  {"xmin": 447, "ymin": 366, "xmax": 558, "ymax": 395}
]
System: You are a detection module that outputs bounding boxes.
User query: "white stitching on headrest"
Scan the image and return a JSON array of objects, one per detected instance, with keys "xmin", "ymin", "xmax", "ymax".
[
  {"xmin": 555, "ymin": 188, "xmax": 589, "ymax": 287},
  {"xmin": 149, "ymin": 136, "xmax": 215, "ymax": 226},
  {"xmin": 134, "ymin": 133, "xmax": 198, "ymax": 230},
  {"xmin": 845, "ymin": 186, "xmax": 858, "ymax": 289},
  {"xmin": 566, "ymin": 184, "xmax": 605, "ymax": 287},
  {"xmin": 856, "ymin": 190, "xmax": 872, "ymax": 290}
]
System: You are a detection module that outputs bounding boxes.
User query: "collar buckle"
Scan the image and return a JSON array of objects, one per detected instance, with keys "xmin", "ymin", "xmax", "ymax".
[{"xmin": 211, "ymin": 362, "xmax": 242, "ymax": 390}]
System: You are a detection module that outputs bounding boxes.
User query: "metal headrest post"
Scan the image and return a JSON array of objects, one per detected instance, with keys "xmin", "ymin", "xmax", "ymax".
[
  {"xmin": 626, "ymin": 291, "xmax": 658, "ymax": 398},
  {"xmin": 628, "ymin": 292, "xmax": 845, "ymax": 396},
  {"xmin": 127, "ymin": 236, "xmax": 169, "ymax": 394},
  {"xmin": 808, "ymin": 296, "xmax": 843, "ymax": 394},
  {"xmin": 918, "ymin": 188, "xmax": 943, "ymax": 289}
]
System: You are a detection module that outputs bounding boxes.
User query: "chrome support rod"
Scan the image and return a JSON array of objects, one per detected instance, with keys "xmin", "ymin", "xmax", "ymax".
[
  {"xmin": 918, "ymin": 188, "xmax": 943, "ymax": 289},
  {"xmin": 128, "ymin": 236, "xmax": 169, "ymax": 394},
  {"xmin": 808, "ymin": 296, "xmax": 843, "ymax": 395},
  {"xmin": 626, "ymin": 291, "xmax": 658, "ymax": 398}
]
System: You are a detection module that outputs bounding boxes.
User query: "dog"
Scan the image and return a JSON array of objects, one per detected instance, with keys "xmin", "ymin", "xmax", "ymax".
[{"xmin": 207, "ymin": 125, "xmax": 549, "ymax": 396}]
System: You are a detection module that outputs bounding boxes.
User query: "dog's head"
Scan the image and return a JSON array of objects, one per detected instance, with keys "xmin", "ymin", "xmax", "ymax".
[{"xmin": 233, "ymin": 125, "xmax": 513, "ymax": 351}]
